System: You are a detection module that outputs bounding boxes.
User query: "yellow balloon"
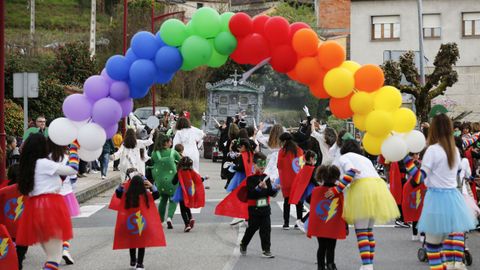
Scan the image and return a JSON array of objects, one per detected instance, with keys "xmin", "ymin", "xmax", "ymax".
[
  {"xmin": 365, "ymin": 110, "xmax": 394, "ymax": 137},
  {"xmin": 340, "ymin": 61, "xmax": 361, "ymax": 74},
  {"xmin": 393, "ymin": 108, "xmax": 417, "ymax": 132},
  {"xmin": 353, "ymin": 114, "xmax": 367, "ymax": 131},
  {"xmin": 362, "ymin": 133, "xmax": 389, "ymax": 156},
  {"xmin": 350, "ymin": 92, "xmax": 374, "ymax": 115},
  {"xmin": 323, "ymin": 67, "xmax": 355, "ymax": 98},
  {"xmin": 373, "ymin": 86, "xmax": 402, "ymax": 111}
]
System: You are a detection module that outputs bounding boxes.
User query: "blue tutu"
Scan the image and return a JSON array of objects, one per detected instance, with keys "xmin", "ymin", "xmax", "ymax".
[
  {"xmin": 418, "ymin": 188, "xmax": 478, "ymax": 235},
  {"xmin": 226, "ymin": 171, "xmax": 246, "ymax": 192},
  {"xmin": 172, "ymin": 185, "xmax": 183, "ymax": 203}
]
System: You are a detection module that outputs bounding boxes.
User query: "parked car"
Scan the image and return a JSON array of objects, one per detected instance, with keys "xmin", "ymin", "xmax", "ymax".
[{"xmin": 134, "ymin": 106, "xmax": 170, "ymax": 122}]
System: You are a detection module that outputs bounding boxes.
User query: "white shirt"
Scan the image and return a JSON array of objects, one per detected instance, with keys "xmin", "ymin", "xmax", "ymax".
[
  {"xmin": 329, "ymin": 144, "xmax": 342, "ymax": 167},
  {"xmin": 421, "ymin": 144, "xmax": 460, "ymax": 189},
  {"xmin": 31, "ymin": 158, "xmax": 63, "ymax": 196},
  {"xmin": 459, "ymin": 157, "xmax": 472, "ymax": 195},
  {"xmin": 173, "ymin": 127, "xmax": 204, "ymax": 172},
  {"xmin": 113, "ymin": 139, "xmax": 153, "ymax": 178},
  {"xmin": 338, "ymin": 152, "xmax": 380, "ymax": 180}
]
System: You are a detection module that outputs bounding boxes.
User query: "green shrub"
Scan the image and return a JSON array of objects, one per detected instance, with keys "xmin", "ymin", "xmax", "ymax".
[{"xmin": 5, "ymin": 99, "xmax": 24, "ymax": 137}]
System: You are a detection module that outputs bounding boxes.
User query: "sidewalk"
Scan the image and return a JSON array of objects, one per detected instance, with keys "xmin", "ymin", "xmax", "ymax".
[{"xmin": 74, "ymin": 165, "xmax": 121, "ymax": 204}]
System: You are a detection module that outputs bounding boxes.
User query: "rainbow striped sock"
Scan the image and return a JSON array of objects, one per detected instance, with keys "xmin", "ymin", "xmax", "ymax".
[
  {"xmin": 355, "ymin": 228, "xmax": 371, "ymax": 265},
  {"xmin": 451, "ymin": 233, "xmax": 465, "ymax": 263},
  {"xmin": 43, "ymin": 261, "xmax": 59, "ymax": 270},
  {"xmin": 426, "ymin": 243, "xmax": 445, "ymax": 270},
  {"xmin": 442, "ymin": 235, "xmax": 454, "ymax": 263},
  {"xmin": 63, "ymin": 241, "xmax": 70, "ymax": 251},
  {"xmin": 367, "ymin": 228, "xmax": 375, "ymax": 262}
]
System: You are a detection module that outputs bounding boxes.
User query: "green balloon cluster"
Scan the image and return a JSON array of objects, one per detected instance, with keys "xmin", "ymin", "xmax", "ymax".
[{"xmin": 158, "ymin": 8, "xmax": 237, "ymax": 69}]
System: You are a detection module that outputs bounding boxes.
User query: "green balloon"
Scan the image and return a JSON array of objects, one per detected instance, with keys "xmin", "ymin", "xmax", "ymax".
[
  {"xmin": 220, "ymin": 12, "xmax": 235, "ymax": 32},
  {"xmin": 181, "ymin": 36, "xmax": 212, "ymax": 67},
  {"xmin": 208, "ymin": 40, "xmax": 228, "ymax": 68},
  {"xmin": 180, "ymin": 59, "xmax": 196, "ymax": 71},
  {"xmin": 191, "ymin": 7, "xmax": 221, "ymax": 38},
  {"xmin": 160, "ymin": 19, "xmax": 188, "ymax": 47},
  {"xmin": 186, "ymin": 20, "xmax": 194, "ymax": 36},
  {"xmin": 214, "ymin": 32, "xmax": 237, "ymax": 56}
]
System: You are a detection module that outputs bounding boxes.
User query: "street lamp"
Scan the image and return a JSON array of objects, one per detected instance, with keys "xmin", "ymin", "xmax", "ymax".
[{"xmin": 417, "ymin": 0, "xmax": 426, "ymax": 86}]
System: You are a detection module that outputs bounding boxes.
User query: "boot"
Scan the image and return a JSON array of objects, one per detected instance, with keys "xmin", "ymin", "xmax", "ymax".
[{"xmin": 327, "ymin": 263, "xmax": 338, "ymax": 270}]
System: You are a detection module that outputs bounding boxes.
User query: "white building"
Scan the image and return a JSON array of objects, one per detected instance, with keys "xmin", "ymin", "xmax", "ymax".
[{"xmin": 351, "ymin": 0, "xmax": 480, "ymax": 120}]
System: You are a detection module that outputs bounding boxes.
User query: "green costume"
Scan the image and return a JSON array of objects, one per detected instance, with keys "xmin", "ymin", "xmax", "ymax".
[{"xmin": 152, "ymin": 148, "xmax": 181, "ymax": 221}]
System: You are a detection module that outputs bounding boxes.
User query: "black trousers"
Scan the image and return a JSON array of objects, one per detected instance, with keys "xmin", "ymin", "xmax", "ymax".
[
  {"xmin": 79, "ymin": 160, "xmax": 87, "ymax": 174},
  {"xmin": 13, "ymin": 238, "xmax": 28, "ymax": 270},
  {"xmin": 179, "ymin": 201, "xmax": 192, "ymax": 225},
  {"xmin": 113, "ymin": 147, "xmax": 120, "ymax": 169},
  {"xmin": 241, "ymin": 214, "xmax": 271, "ymax": 252},
  {"xmin": 283, "ymin": 197, "xmax": 304, "ymax": 225},
  {"xmin": 317, "ymin": 237, "xmax": 337, "ymax": 268},
  {"xmin": 129, "ymin": 248, "xmax": 145, "ymax": 265}
]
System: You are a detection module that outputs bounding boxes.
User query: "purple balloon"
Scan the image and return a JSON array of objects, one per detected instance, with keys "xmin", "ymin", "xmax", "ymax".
[
  {"xmin": 109, "ymin": 81, "xmax": 130, "ymax": 101},
  {"xmin": 101, "ymin": 68, "xmax": 115, "ymax": 86},
  {"xmin": 92, "ymin": 98, "xmax": 122, "ymax": 127},
  {"xmin": 62, "ymin": 94, "xmax": 93, "ymax": 121},
  {"xmin": 104, "ymin": 124, "xmax": 119, "ymax": 139},
  {"xmin": 119, "ymin": 98, "xmax": 134, "ymax": 118},
  {"xmin": 84, "ymin": 75, "xmax": 110, "ymax": 101}
]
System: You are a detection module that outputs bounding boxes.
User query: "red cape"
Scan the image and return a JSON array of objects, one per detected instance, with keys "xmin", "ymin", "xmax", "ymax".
[
  {"xmin": 277, "ymin": 147, "xmax": 304, "ymax": 198},
  {"xmin": 113, "ymin": 192, "xmax": 166, "ymax": 249},
  {"xmin": 241, "ymin": 152, "xmax": 254, "ymax": 178},
  {"xmin": 470, "ymin": 182, "xmax": 478, "ymax": 202},
  {"xmin": 0, "ymin": 224, "xmax": 19, "ymax": 270},
  {"xmin": 307, "ymin": 186, "xmax": 346, "ymax": 239},
  {"xmin": 178, "ymin": 169, "xmax": 205, "ymax": 208},
  {"xmin": 0, "ymin": 184, "xmax": 26, "ymax": 238},
  {"xmin": 109, "ymin": 181, "xmax": 131, "ymax": 211},
  {"xmin": 289, "ymin": 165, "xmax": 315, "ymax": 205},
  {"xmin": 401, "ymin": 179, "xmax": 427, "ymax": 222},
  {"xmin": 214, "ymin": 180, "xmax": 249, "ymax": 219},
  {"xmin": 389, "ymin": 162, "xmax": 404, "ymax": 205}
]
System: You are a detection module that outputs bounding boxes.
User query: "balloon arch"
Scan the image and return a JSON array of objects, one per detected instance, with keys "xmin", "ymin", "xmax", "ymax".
[{"xmin": 49, "ymin": 7, "xmax": 425, "ymax": 163}]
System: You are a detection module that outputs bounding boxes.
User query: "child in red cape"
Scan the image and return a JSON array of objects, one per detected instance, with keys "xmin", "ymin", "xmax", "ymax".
[
  {"xmin": 0, "ymin": 224, "xmax": 19, "ymax": 270},
  {"xmin": 172, "ymin": 157, "xmax": 206, "ymax": 232},
  {"xmin": 114, "ymin": 173, "xmax": 166, "ymax": 270}
]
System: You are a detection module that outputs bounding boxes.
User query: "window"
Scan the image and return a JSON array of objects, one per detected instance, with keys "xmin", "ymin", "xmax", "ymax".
[
  {"xmin": 463, "ymin": 12, "xmax": 480, "ymax": 37},
  {"xmin": 423, "ymin": 14, "xmax": 441, "ymax": 39},
  {"xmin": 371, "ymin": 16, "xmax": 400, "ymax": 40},
  {"xmin": 196, "ymin": 3, "xmax": 204, "ymax": 9}
]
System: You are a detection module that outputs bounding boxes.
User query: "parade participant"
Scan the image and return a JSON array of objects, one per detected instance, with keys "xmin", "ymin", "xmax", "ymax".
[
  {"xmin": 100, "ymin": 139, "xmax": 115, "ymax": 180},
  {"xmin": 239, "ymin": 152, "xmax": 278, "ymax": 258},
  {"xmin": 175, "ymin": 144, "xmax": 184, "ymax": 156},
  {"xmin": 293, "ymin": 106, "xmax": 322, "ymax": 166},
  {"xmin": 172, "ymin": 157, "xmax": 206, "ymax": 232},
  {"xmin": 0, "ymin": 224, "xmax": 18, "ymax": 269},
  {"xmin": 6, "ymin": 135, "xmax": 20, "ymax": 168},
  {"xmin": 112, "ymin": 131, "xmax": 123, "ymax": 171},
  {"xmin": 257, "ymin": 124, "xmax": 284, "ymax": 182},
  {"xmin": 173, "ymin": 117, "xmax": 205, "ymax": 173},
  {"xmin": 308, "ymin": 165, "xmax": 347, "ymax": 270},
  {"xmin": 277, "ymin": 132, "xmax": 304, "ymax": 230},
  {"xmin": 226, "ymin": 139, "xmax": 254, "ymax": 192},
  {"xmin": 403, "ymin": 114, "xmax": 477, "ymax": 270},
  {"xmin": 113, "ymin": 173, "xmax": 166, "ymax": 270},
  {"xmin": 325, "ymin": 140, "xmax": 399, "ymax": 270},
  {"xmin": 151, "ymin": 133, "xmax": 181, "ymax": 229},
  {"xmin": 16, "ymin": 133, "xmax": 78, "ymax": 270}
]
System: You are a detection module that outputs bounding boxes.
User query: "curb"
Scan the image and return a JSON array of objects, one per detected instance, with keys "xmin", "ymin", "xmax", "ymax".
[{"xmin": 76, "ymin": 176, "xmax": 121, "ymax": 204}]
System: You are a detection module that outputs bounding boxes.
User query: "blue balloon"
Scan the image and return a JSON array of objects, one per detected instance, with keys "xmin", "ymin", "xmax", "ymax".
[
  {"xmin": 155, "ymin": 46, "xmax": 183, "ymax": 73},
  {"xmin": 156, "ymin": 31, "xmax": 166, "ymax": 47},
  {"xmin": 128, "ymin": 82, "xmax": 150, "ymax": 99},
  {"xmin": 125, "ymin": 48, "xmax": 138, "ymax": 64},
  {"xmin": 106, "ymin": 55, "xmax": 130, "ymax": 81},
  {"xmin": 131, "ymin": 31, "xmax": 160, "ymax": 59},
  {"xmin": 155, "ymin": 70, "xmax": 174, "ymax": 84},
  {"xmin": 129, "ymin": 59, "xmax": 157, "ymax": 89}
]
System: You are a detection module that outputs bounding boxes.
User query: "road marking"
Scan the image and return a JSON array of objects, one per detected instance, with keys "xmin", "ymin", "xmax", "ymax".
[
  {"xmin": 74, "ymin": 204, "xmax": 106, "ymax": 218},
  {"xmin": 271, "ymin": 224, "xmax": 397, "ymax": 229},
  {"xmin": 222, "ymin": 222, "xmax": 246, "ymax": 270},
  {"xmin": 275, "ymin": 201, "xmax": 310, "ymax": 219},
  {"xmin": 206, "ymin": 198, "xmax": 223, "ymax": 202},
  {"xmin": 175, "ymin": 207, "xmax": 202, "ymax": 215}
]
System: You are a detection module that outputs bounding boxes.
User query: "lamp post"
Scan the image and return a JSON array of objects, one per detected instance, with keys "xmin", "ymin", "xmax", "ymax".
[
  {"xmin": 0, "ymin": 0, "xmax": 6, "ymax": 181},
  {"xmin": 417, "ymin": 0, "xmax": 426, "ymax": 86}
]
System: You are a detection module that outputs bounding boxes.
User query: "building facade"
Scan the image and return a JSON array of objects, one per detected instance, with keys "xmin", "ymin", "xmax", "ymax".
[{"xmin": 351, "ymin": 0, "xmax": 480, "ymax": 120}]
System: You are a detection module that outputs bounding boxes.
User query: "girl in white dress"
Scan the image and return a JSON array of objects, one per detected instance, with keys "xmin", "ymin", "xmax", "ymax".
[{"xmin": 173, "ymin": 117, "xmax": 205, "ymax": 173}]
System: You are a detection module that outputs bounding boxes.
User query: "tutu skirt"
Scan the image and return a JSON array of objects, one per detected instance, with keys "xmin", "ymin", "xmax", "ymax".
[
  {"xmin": 226, "ymin": 172, "xmax": 246, "ymax": 192},
  {"xmin": 16, "ymin": 194, "xmax": 73, "ymax": 246},
  {"xmin": 172, "ymin": 185, "xmax": 184, "ymax": 203},
  {"xmin": 343, "ymin": 177, "xmax": 399, "ymax": 224},
  {"xmin": 63, "ymin": 192, "xmax": 81, "ymax": 217},
  {"xmin": 418, "ymin": 188, "xmax": 477, "ymax": 235},
  {"xmin": 463, "ymin": 193, "xmax": 480, "ymax": 217}
]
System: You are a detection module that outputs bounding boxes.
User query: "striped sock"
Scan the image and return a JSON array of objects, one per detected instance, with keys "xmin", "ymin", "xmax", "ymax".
[
  {"xmin": 43, "ymin": 261, "xmax": 59, "ymax": 270},
  {"xmin": 355, "ymin": 228, "xmax": 371, "ymax": 265},
  {"xmin": 63, "ymin": 241, "xmax": 70, "ymax": 251},
  {"xmin": 451, "ymin": 233, "xmax": 465, "ymax": 263},
  {"xmin": 367, "ymin": 228, "xmax": 375, "ymax": 262},
  {"xmin": 442, "ymin": 235, "xmax": 454, "ymax": 263},
  {"xmin": 426, "ymin": 243, "xmax": 445, "ymax": 270}
]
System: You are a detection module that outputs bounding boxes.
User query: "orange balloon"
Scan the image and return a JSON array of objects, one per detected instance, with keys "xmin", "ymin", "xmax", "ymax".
[
  {"xmin": 329, "ymin": 94, "xmax": 354, "ymax": 119},
  {"xmin": 292, "ymin": 28, "xmax": 319, "ymax": 57},
  {"xmin": 294, "ymin": 57, "xmax": 322, "ymax": 85},
  {"xmin": 317, "ymin": 41, "xmax": 346, "ymax": 70},
  {"xmin": 309, "ymin": 72, "xmax": 329, "ymax": 99},
  {"xmin": 287, "ymin": 69, "xmax": 300, "ymax": 82},
  {"xmin": 354, "ymin": 64, "xmax": 385, "ymax": 92}
]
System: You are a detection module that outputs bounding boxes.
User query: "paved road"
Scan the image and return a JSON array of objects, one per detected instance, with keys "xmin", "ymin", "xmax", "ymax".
[{"xmin": 23, "ymin": 159, "xmax": 480, "ymax": 270}]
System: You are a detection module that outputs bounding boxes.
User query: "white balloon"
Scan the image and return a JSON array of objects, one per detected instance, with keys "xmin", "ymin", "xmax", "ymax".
[
  {"xmin": 381, "ymin": 135, "xmax": 408, "ymax": 162},
  {"xmin": 77, "ymin": 123, "xmax": 106, "ymax": 151},
  {"xmin": 404, "ymin": 130, "xmax": 426, "ymax": 153},
  {"xmin": 71, "ymin": 119, "xmax": 90, "ymax": 129},
  {"xmin": 146, "ymin": 116, "xmax": 159, "ymax": 129},
  {"xmin": 48, "ymin": 117, "xmax": 78, "ymax": 146},
  {"xmin": 78, "ymin": 147, "xmax": 102, "ymax": 162}
]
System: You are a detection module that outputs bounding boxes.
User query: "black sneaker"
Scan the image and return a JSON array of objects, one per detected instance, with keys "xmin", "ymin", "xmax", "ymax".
[
  {"xmin": 240, "ymin": 244, "xmax": 247, "ymax": 256},
  {"xmin": 282, "ymin": 224, "xmax": 290, "ymax": 230},
  {"xmin": 326, "ymin": 263, "xmax": 337, "ymax": 270},
  {"xmin": 395, "ymin": 220, "xmax": 410, "ymax": 228},
  {"xmin": 136, "ymin": 263, "xmax": 145, "ymax": 270},
  {"xmin": 262, "ymin": 251, "xmax": 275, "ymax": 258}
]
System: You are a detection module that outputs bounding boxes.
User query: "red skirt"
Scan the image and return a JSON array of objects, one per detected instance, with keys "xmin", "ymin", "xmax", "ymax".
[{"xmin": 16, "ymin": 194, "xmax": 73, "ymax": 246}]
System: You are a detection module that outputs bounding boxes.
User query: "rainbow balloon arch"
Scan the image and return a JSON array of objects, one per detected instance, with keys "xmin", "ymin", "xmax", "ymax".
[{"xmin": 48, "ymin": 7, "xmax": 426, "ymax": 163}]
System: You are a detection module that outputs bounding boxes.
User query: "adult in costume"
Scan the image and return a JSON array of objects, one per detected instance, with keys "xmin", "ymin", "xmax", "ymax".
[{"xmin": 173, "ymin": 117, "xmax": 205, "ymax": 173}]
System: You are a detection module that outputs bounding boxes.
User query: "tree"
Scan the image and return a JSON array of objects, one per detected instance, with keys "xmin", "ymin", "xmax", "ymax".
[
  {"xmin": 50, "ymin": 41, "xmax": 98, "ymax": 85},
  {"xmin": 4, "ymin": 99, "xmax": 24, "ymax": 137},
  {"xmin": 381, "ymin": 43, "xmax": 459, "ymax": 122}
]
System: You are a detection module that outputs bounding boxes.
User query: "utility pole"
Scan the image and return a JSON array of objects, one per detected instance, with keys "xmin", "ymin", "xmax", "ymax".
[
  {"xmin": 89, "ymin": 0, "xmax": 97, "ymax": 58},
  {"xmin": 1, "ymin": 0, "xmax": 6, "ymax": 181},
  {"xmin": 30, "ymin": 0, "xmax": 35, "ymax": 48},
  {"xmin": 417, "ymin": 0, "xmax": 426, "ymax": 86}
]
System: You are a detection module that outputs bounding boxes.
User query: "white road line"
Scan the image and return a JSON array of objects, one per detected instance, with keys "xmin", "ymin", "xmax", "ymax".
[
  {"xmin": 271, "ymin": 224, "xmax": 397, "ymax": 228},
  {"xmin": 206, "ymin": 198, "xmax": 223, "ymax": 202},
  {"xmin": 222, "ymin": 222, "xmax": 246, "ymax": 270},
  {"xmin": 275, "ymin": 201, "xmax": 310, "ymax": 219},
  {"xmin": 175, "ymin": 207, "xmax": 202, "ymax": 215},
  {"xmin": 74, "ymin": 204, "xmax": 106, "ymax": 218}
]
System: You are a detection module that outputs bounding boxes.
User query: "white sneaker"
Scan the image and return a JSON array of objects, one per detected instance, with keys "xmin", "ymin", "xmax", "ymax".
[
  {"xmin": 419, "ymin": 235, "xmax": 425, "ymax": 243},
  {"xmin": 296, "ymin": 220, "xmax": 306, "ymax": 233},
  {"xmin": 411, "ymin": 235, "xmax": 420, "ymax": 241},
  {"xmin": 230, "ymin": 218, "xmax": 244, "ymax": 226},
  {"xmin": 446, "ymin": 262, "xmax": 455, "ymax": 270},
  {"xmin": 454, "ymin": 262, "xmax": 468, "ymax": 270},
  {"xmin": 101, "ymin": 175, "xmax": 106, "ymax": 180},
  {"xmin": 62, "ymin": 249, "xmax": 75, "ymax": 265},
  {"xmin": 363, "ymin": 265, "xmax": 374, "ymax": 270}
]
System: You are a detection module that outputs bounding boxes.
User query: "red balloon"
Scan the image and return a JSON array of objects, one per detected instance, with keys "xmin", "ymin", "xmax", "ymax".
[
  {"xmin": 243, "ymin": 34, "xmax": 270, "ymax": 65},
  {"xmin": 270, "ymin": 45, "xmax": 297, "ymax": 73},
  {"xmin": 230, "ymin": 37, "xmax": 250, "ymax": 64},
  {"xmin": 229, "ymin": 13, "xmax": 253, "ymax": 38},
  {"xmin": 253, "ymin": 15, "xmax": 270, "ymax": 36},
  {"xmin": 289, "ymin": 22, "xmax": 311, "ymax": 40},
  {"xmin": 330, "ymin": 94, "xmax": 354, "ymax": 119},
  {"xmin": 264, "ymin": 16, "xmax": 291, "ymax": 45}
]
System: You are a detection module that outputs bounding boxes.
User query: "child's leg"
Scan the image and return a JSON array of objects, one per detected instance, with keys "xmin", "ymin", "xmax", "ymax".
[
  {"xmin": 158, "ymin": 195, "xmax": 168, "ymax": 222},
  {"xmin": 354, "ymin": 219, "xmax": 371, "ymax": 266},
  {"xmin": 16, "ymin": 244, "xmax": 28, "ymax": 270},
  {"xmin": 258, "ymin": 215, "xmax": 271, "ymax": 252},
  {"xmin": 412, "ymin": 221, "xmax": 418, "ymax": 236},
  {"xmin": 283, "ymin": 197, "xmax": 290, "ymax": 226},
  {"xmin": 167, "ymin": 198, "xmax": 178, "ymax": 219},
  {"xmin": 367, "ymin": 219, "xmax": 375, "ymax": 263},
  {"xmin": 426, "ymin": 234, "xmax": 447, "ymax": 270},
  {"xmin": 241, "ymin": 216, "xmax": 261, "ymax": 248},
  {"xmin": 179, "ymin": 201, "xmax": 190, "ymax": 225},
  {"xmin": 296, "ymin": 201, "xmax": 304, "ymax": 220},
  {"xmin": 442, "ymin": 234, "xmax": 455, "ymax": 264},
  {"xmin": 40, "ymin": 238, "xmax": 63, "ymax": 269},
  {"xmin": 326, "ymin": 238, "xmax": 337, "ymax": 265},
  {"xmin": 451, "ymin": 232, "xmax": 465, "ymax": 264},
  {"xmin": 137, "ymin": 248, "xmax": 145, "ymax": 266},
  {"xmin": 316, "ymin": 238, "xmax": 328, "ymax": 268}
]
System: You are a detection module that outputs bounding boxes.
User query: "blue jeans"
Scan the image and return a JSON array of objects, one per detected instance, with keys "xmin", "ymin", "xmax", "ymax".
[{"xmin": 100, "ymin": 153, "xmax": 110, "ymax": 177}]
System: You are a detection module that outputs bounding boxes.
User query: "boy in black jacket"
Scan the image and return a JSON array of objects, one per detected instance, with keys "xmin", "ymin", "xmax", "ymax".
[{"xmin": 240, "ymin": 152, "xmax": 279, "ymax": 258}]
